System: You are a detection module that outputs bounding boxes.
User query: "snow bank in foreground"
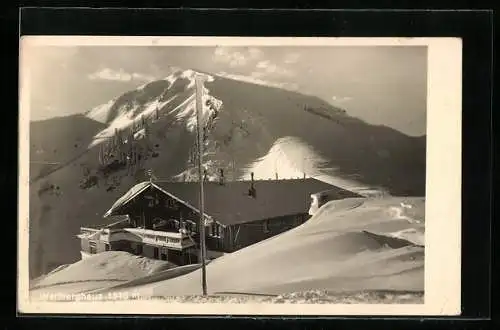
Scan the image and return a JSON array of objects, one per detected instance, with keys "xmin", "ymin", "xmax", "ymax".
[
  {"xmin": 106, "ymin": 197, "xmax": 425, "ymax": 297},
  {"xmin": 30, "ymin": 251, "xmax": 174, "ymax": 294},
  {"xmin": 30, "ymin": 197, "xmax": 425, "ymax": 300}
]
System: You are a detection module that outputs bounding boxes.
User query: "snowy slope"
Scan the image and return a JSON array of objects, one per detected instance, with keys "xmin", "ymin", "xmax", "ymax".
[
  {"xmin": 240, "ymin": 136, "xmax": 386, "ymax": 197},
  {"xmin": 31, "ymin": 197, "xmax": 424, "ymax": 298},
  {"xmin": 119, "ymin": 196, "xmax": 425, "ymax": 297},
  {"xmin": 30, "ymin": 251, "xmax": 175, "ymax": 295},
  {"xmin": 28, "ymin": 67, "xmax": 426, "ymax": 279}
]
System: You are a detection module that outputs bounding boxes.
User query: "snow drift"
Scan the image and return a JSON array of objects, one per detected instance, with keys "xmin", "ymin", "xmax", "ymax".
[
  {"xmin": 32, "ymin": 196, "xmax": 424, "ymax": 299},
  {"xmin": 30, "ymin": 251, "xmax": 175, "ymax": 296},
  {"xmin": 126, "ymin": 196, "xmax": 424, "ymax": 297}
]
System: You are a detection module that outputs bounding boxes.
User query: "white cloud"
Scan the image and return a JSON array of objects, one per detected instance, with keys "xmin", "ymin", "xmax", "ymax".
[
  {"xmin": 88, "ymin": 68, "xmax": 155, "ymax": 82},
  {"xmin": 256, "ymin": 60, "xmax": 270, "ymax": 69},
  {"xmin": 284, "ymin": 53, "xmax": 301, "ymax": 64},
  {"xmin": 229, "ymin": 52, "xmax": 247, "ymax": 67},
  {"xmin": 213, "ymin": 47, "xmax": 294, "ymax": 77},
  {"xmin": 255, "ymin": 60, "xmax": 294, "ymax": 77},
  {"xmin": 88, "ymin": 68, "xmax": 131, "ymax": 81},
  {"xmin": 213, "ymin": 47, "xmax": 264, "ymax": 67},
  {"xmin": 248, "ymin": 47, "xmax": 264, "ymax": 60}
]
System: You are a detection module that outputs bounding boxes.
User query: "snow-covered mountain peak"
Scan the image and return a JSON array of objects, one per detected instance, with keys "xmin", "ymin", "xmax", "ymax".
[
  {"xmin": 164, "ymin": 68, "xmax": 214, "ymax": 86},
  {"xmin": 85, "ymin": 68, "xmax": 222, "ymax": 148}
]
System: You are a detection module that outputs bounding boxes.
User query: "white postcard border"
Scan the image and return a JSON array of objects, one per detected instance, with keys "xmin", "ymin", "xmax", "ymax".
[{"xmin": 18, "ymin": 36, "xmax": 462, "ymax": 316}]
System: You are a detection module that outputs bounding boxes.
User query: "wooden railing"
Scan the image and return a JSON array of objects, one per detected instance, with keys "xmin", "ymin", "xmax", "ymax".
[
  {"xmin": 79, "ymin": 227, "xmax": 101, "ymax": 236},
  {"xmin": 124, "ymin": 228, "xmax": 196, "ymax": 250},
  {"xmin": 79, "ymin": 226, "xmax": 196, "ymax": 250}
]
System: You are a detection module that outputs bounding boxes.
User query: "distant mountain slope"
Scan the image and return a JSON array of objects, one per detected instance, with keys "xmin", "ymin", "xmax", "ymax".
[
  {"xmin": 28, "ymin": 68, "xmax": 426, "ymax": 279},
  {"xmin": 204, "ymin": 75, "xmax": 426, "ymax": 195},
  {"xmin": 29, "ymin": 115, "xmax": 106, "ymax": 180}
]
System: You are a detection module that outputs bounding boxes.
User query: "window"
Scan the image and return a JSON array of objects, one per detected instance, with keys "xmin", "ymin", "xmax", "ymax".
[
  {"xmin": 185, "ymin": 220, "xmax": 197, "ymax": 233},
  {"xmin": 153, "ymin": 247, "xmax": 159, "ymax": 259},
  {"xmin": 152, "ymin": 218, "xmax": 167, "ymax": 229},
  {"xmin": 167, "ymin": 237, "xmax": 180, "ymax": 244},
  {"xmin": 295, "ymin": 215, "xmax": 303, "ymax": 225},
  {"xmin": 166, "ymin": 199, "xmax": 178, "ymax": 210},
  {"xmin": 89, "ymin": 241, "xmax": 97, "ymax": 254},
  {"xmin": 163, "ymin": 219, "xmax": 179, "ymax": 231},
  {"xmin": 135, "ymin": 244, "xmax": 143, "ymax": 255},
  {"xmin": 263, "ymin": 220, "xmax": 269, "ymax": 233}
]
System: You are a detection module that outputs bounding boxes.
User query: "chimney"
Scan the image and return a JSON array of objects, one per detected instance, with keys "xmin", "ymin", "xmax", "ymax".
[
  {"xmin": 248, "ymin": 172, "xmax": 256, "ymax": 198},
  {"xmin": 179, "ymin": 211, "xmax": 184, "ymax": 231},
  {"xmin": 219, "ymin": 168, "xmax": 225, "ymax": 185},
  {"xmin": 147, "ymin": 169, "xmax": 153, "ymax": 183}
]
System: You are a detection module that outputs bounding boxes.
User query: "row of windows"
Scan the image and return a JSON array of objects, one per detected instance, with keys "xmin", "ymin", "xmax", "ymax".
[
  {"xmin": 263, "ymin": 215, "xmax": 303, "ymax": 233},
  {"xmin": 145, "ymin": 195, "xmax": 197, "ymax": 215},
  {"xmin": 210, "ymin": 223, "xmax": 222, "ymax": 237}
]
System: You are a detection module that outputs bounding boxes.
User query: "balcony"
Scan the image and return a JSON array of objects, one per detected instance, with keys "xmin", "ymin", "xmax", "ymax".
[
  {"xmin": 78, "ymin": 226, "xmax": 196, "ymax": 251},
  {"xmin": 78, "ymin": 227, "xmax": 101, "ymax": 238},
  {"xmin": 124, "ymin": 228, "xmax": 196, "ymax": 250}
]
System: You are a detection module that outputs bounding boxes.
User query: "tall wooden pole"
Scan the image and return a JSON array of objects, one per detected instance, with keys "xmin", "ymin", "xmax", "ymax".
[{"xmin": 195, "ymin": 75, "xmax": 208, "ymax": 296}]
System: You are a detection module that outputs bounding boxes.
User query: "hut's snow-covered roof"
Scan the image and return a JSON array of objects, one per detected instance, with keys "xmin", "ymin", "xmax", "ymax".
[
  {"xmin": 103, "ymin": 181, "xmax": 151, "ymax": 218},
  {"xmin": 103, "ymin": 179, "xmax": 360, "ymax": 226}
]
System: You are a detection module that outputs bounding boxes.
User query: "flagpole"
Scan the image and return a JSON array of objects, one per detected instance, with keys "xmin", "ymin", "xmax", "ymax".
[{"xmin": 195, "ymin": 74, "xmax": 208, "ymax": 296}]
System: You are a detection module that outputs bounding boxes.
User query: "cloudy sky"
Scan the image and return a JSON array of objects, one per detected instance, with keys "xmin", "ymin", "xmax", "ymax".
[{"xmin": 25, "ymin": 45, "xmax": 427, "ymax": 136}]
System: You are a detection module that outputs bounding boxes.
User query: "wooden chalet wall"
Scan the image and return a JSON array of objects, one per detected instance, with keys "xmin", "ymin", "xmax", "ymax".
[
  {"xmin": 118, "ymin": 185, "xmax": 201, "ymax": 234},
  {"xmin": 80, "ymin": 237, "xmax": 108, "ymax": 254},
  {"xmin": 207, "ymin": 213, "xmax": 309, "ymax": 253},
  {"xmin": 80, "ymin": 236, "xmax": 133, "ymax": 255}
]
